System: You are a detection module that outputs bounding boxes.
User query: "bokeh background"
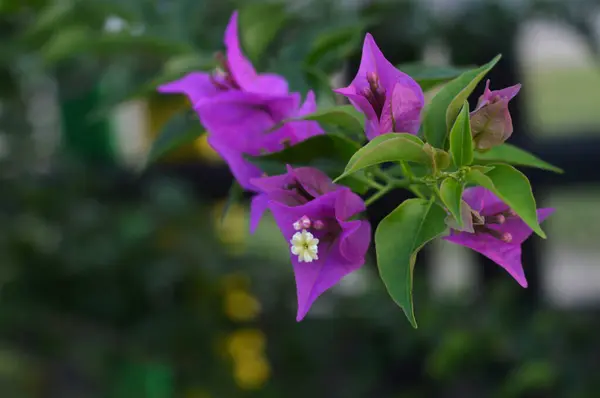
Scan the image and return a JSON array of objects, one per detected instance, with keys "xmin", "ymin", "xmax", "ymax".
[{"xmin": 2, "ymin": 0, "xmax": 600, "ymax": 397}]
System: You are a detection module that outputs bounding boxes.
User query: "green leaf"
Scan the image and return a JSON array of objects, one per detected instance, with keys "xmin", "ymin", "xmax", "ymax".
[
  {"xmin": 471, "ymin": 165, "xmax": 495, "ymax": 174},
  {"xmin": 466, "ymin": 164, "xmax": 546, "ymax": 238},
  {"xmin": 222, "ymin": 182, "xmax": 244, "ymax": 224},
  {"xmin": 42, "ymin": 29, "xmax": 193, "ymax": 65},
  {"xmin": 398, "ymin": 63, "xmax": 474, "ymax": 91},
  {"xmin": 474, "ymin": 143, "xmax": 563, "ymax": 174},
  {"xmin": 439, "ymin": 178, "xmax": 465, "ymax": 228},
  {"xmin": 239, "ymin": 3, "xmax": 288, "ymax": 64},
  {"xmin": 336, "ymin": 133, "xmax": 429, "ymax": 181},
  {"xmin": 375, "ymin": 198, "xmax": 448, "ymax": 327},
  {"xmin": 146, "ymin": 112, "xmax": 205, "ymax": 164},
  {"xmin": 423, "ymin": 55, "xmax": 501, "ymax": 149},
  {"xmin": 275, "ymin": 105, "xmax": 365, "ymax": 137},
  {"xmin": 303, "ymin": 66, "xmax": 337, "ymax": 104},
  {"xmin": 110, "ymin": 360, "xmax": 174, "ymax": 398},
  {"xmin": 24, "ymin": 1, "xmax": 76, "ymax": 39},
  {"xmin": 446, "ymin": 55, "xmax": 501, "ymax": 141},
  {"xmin": 247, "ymin": 134, "xmax": 368, "ymax": 193},
  {"xmin": 448, "ymin": 100, "xmax": 474, "ymax": 167},
  {"xmin": 305, "ymin": 25, "xmax": 364, "ymax": 69}
]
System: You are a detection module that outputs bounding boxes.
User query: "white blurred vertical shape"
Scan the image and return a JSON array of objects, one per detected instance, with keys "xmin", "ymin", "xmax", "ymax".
[
  {"xmin": 540, "ymin": 190, "xmax": 600, "ymax": 308},
  {"xmin": 517, "ymin": 19, "xmax": 592, "ymax": 70},
  {"xmin": 422, "ymin": 39, "xmax": 450, "ymax": 66},
  {"xmin": 112, "ymin": 100, "xmax": 149, "ymax": 170},
  {"xmin": 17, "ymin": 55, "xmax": 62, "ymax": 171},
  {"xmin": 27, "ymin": 75, "xmax": 62, "ymax": 170},
  {"xmin": 542, "ymin": 246, "xmax": 600, "ymax": 308},
  {"xmin": 0, "ymin": 103, "xmax": 7, "ymax": 159},
  {"xmin": 429, "ymin": 238, "xmax": 477, "ymax": 297}
]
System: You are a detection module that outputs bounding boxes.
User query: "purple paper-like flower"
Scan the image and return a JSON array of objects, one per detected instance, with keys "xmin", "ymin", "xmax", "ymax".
[
  {"xmin": 444, "ymin": 187, "xmax": 553, "ymax": 287},
  {"xmin": 157, "ymin": 11, "xmax": 288, "ymax": 105},
  {"xmin": 249, "ymin": 166, "xmax": 371, "ymax": 321},
  {"xmin": 334, "ymin": 33, "xmax": 424, "ymax": 140},
  {"xmin": 196, "ymin": 90, "xmax": 322, "ymax": 190},
  {"xmin": 470, "ymin": 80, "xmax": 521, "ymax": 151},
  {"xmin": 156, "ymin": 11, "xmax": 323, "ymax": 190}
]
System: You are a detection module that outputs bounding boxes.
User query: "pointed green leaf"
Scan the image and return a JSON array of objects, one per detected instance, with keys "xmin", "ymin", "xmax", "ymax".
[
  {"xmin": 42, "ymin": 30, "xmax": 194, "ymax": 65},
  {"xmin": 335, "ymin": 133, "xmax": 429, "ymax": 181},
  {"xmin": 305, "ymin": 25, "xmax": 364, "ymax": 68},
  {"xmin": 239, "ymin": 3, "xmax": 288, "ymax": 64},
  {"xmin": 449, "ymin": 101, "xmax": 474, "ymax": 167},
  {"xmin": 146, "ymin": 112, "xmax": 205, "ymax": 164},
  {"xmin": 398, "ymin": 63, "xmax": 474, "ymax": 91},
  {"xmin": 466, "ymin": 164, "xmax": 546, "ymax": 238},
  {"xmin": 474, "ymin": 143, "xmax": 563, "ymax": 174},
  {"xmin": 375, "ymin": 198, "xmax": 448, "ymax": 328},
  {"xmin": 471, "ymin": 165, "xmax": 495, "ymax": 174},
  {"xmin": 222, "ymin": 181, "xmax": 244, "ymax": 224},
  {"xmin": 423, "ymin": 55, "xmax": 501, "ymax": 149},
  {"xmin": 303, "ymin": 66, "xmax": 337, "ymax": 104},
  {"xmin": 439, "ymin": 178, "xmax": 465, "ymax": 228},
  {"xmin": 277, "ymin": 105, "xmax": 365, "ymax": 137}
]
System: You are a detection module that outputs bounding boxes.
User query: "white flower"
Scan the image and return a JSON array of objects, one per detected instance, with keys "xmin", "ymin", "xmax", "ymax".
[{"xmin": 290, "ymin": 229, "xmax": 319, "ymax": 263}]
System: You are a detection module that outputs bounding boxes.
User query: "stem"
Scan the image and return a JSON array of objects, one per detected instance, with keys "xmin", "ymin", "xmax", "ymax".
[
  {"xmin": 365, "ymin": 185, "xmax": 393, "ymax": 206},
  {"xmin": 400, "ymin": 161, "xmax": 415, "ymax": 181},
  {"xmin": 364, "ymin": 164, "xmax": 432, "ymax": 206},
  {"xmin": 354, "ymin": 174, "xmax": 385, "ymax": 190},
  {"xmin": 409, "ymin": 186, "xmax": 427, "ymax": 199},
  {"xmin": 372, "ymin": 167, "xmax": 393, "ymax": 184},
  {"xmin": 390, "ymin": 178, "xmax": 411, "ymax": 189},
  {"xmin": 397, "ymin": 162, "xmax": 428, "ymax": 198}
]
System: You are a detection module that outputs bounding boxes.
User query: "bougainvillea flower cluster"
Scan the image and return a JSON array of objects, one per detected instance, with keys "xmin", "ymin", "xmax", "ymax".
[{"xmin": 157, "ymin": 10, "xmax": 555, "ymax": 324}]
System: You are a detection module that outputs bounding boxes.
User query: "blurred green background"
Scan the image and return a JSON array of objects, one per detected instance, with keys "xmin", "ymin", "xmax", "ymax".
[{"xmin": 2, "ymin": 0, "xmax": 600, "ymax": 397}]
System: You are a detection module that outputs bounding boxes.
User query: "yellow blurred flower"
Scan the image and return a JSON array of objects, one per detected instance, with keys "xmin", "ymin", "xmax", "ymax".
[
  {"xmin": 224, "ymin": 289, "xmax": 261, "ymax": 322},
  {"xmin": 233, "ymin": 354, "xmax": 270, "ymax": 390},
  {"xmin": 225, "ymin": 329, "xmax": 271, "ymax": 390},
  {"xmin": 226, "ymin": 329, "xmax": 266, "ymax": 358}
]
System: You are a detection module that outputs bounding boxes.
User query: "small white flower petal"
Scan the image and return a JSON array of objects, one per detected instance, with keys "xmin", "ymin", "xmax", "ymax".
[{"xmin": 291, "ymin": 232, "xmax": 303, "ymax": 243}]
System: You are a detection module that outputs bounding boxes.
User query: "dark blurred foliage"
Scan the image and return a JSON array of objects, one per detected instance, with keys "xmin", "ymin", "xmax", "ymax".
[
  {"xmin": 1, "ymin": 0, "xmax": 600, "ymax": 397},
  {"xmin": 0, "ymin": 153, "xmax": 599, "ymax": 398}
]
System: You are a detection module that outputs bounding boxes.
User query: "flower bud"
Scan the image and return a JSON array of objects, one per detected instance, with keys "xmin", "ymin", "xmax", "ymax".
[
  {"xmin": 470, "ymin": 80, "xmax": 521, "ymax": 151},
  {"xmin": 313, "ymin": 220, "xmax": 325, "ymax": 230}
]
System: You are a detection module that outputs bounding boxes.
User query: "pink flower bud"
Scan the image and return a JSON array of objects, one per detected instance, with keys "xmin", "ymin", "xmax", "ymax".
[
  {"xmin": 501, "ymin": 232, "xmax": 513, "ymax": 243},
  {"xmin": 470, "ymin": 80, "xmax": 521, "ymax": 151},
  {"xmin": 488, "ymin": 214, "xmax": 506, "ymax": 225}
]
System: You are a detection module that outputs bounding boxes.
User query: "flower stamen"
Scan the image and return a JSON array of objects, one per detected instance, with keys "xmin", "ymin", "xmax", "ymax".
[
  {"xmin": 293, "ymin": 216, "xmax": 311, "ymax": 231},
  {"xmin": 211, "ymin": 52, "xmax": 240, "ymax": 90},
  {"xmin": 362, "ymin": 72, "xmax": 386, "ymax": 117},
  {"xmin": 487, "ymin": 214, "xmax": 505, "ymax": 225}
]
